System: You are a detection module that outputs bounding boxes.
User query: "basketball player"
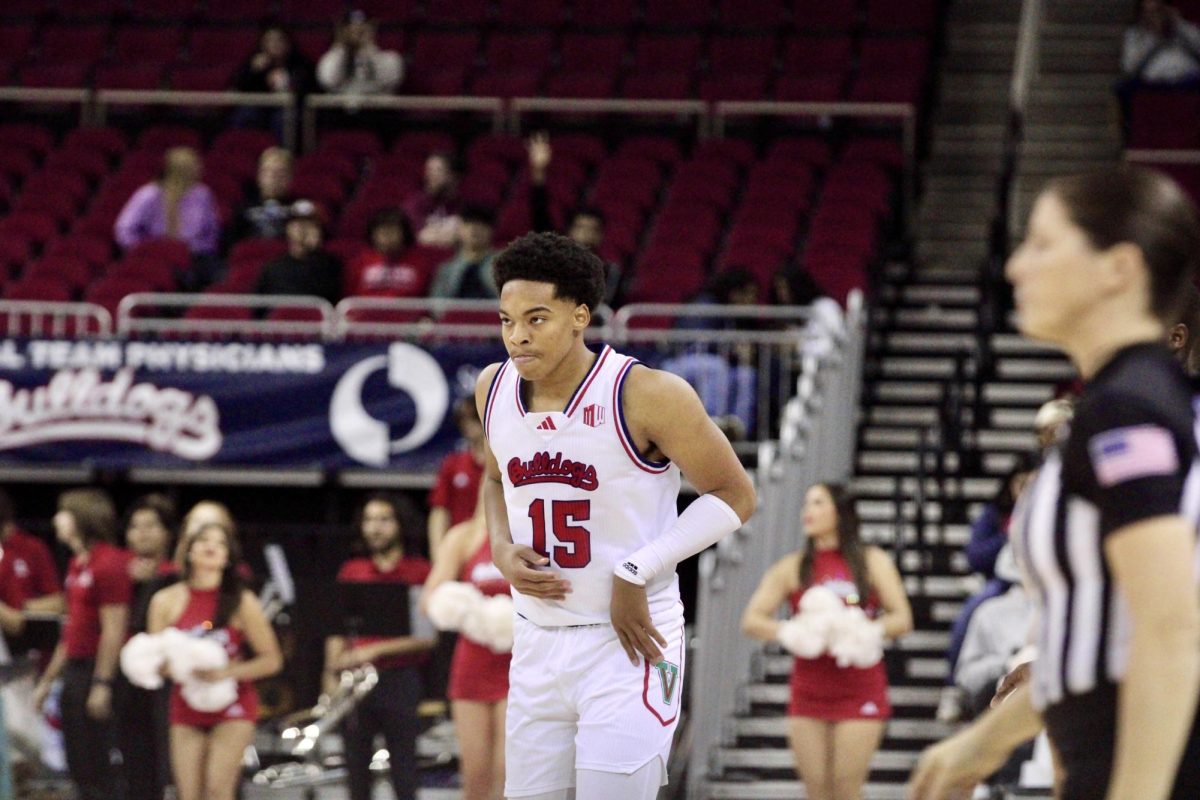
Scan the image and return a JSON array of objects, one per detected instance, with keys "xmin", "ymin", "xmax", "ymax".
[
  {"xmin": 909, "ymin": 168, "xmax": 1200, "ymax": 799},
  {"xmin": 474, "ymin": 232, "xmax": 757, "ymax": 799}
]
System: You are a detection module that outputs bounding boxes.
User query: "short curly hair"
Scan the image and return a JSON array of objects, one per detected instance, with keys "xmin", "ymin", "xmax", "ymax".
[{"xmin": 492, "ymin": 232, "xmax": 606, "ymax": 311}]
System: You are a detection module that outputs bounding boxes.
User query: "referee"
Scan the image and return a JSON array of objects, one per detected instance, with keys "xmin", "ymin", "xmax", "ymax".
[{"xmin": 910, "ymin": 167, "xmax": 1200, "ymax": 800}]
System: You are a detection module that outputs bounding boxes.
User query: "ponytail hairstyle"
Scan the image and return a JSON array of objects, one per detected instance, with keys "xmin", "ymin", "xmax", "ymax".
[
  {"xmin": 797, "ymin": 483, "xmax": 871, "ymax": 606},
  {"xmin": 181, "ymin": 522, "xmax": 245, "ymax": 628}
]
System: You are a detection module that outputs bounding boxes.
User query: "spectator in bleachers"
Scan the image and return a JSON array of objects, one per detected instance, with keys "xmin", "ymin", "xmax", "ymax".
[
  {"xmin": 33, "ymin": 489, "xmax": 131, "ymax": 800},
  {"xmin": 1122, "ymin": 0, "xmax": 1200, "ymax": 86},
  {"xmin": 114, "ymin": 147, "xmax": 220, "ymax": 257},
  {"xmin": 404, "ymin": 152, "xmax": 463, "ymax": 249},
  {"xmin": 117, "ymin": 494, "xmax": 179, "ymax": 800},
  {"xmin": 937, "ymin": 456, "xmax": 1037, "ymax": 723},
  {"xmin": 316, "ymin": 9, "xmax": 404, "ymax": 97},
  {"xmin": 233, "ymin": 27, "xmax": 316, "ymax": 138},
  {"xmin": 228, "ymin": 147, "xmax": 296, "ymax": 244},
  {"xmin": 255, "ymin": 200, "xmax": 343, "ymax": 305},
  {"xmin": 345, "ymin": 208, "xmax": 433, "ymax": 298},
  {"xmin": 770, "ymin": 266, "xmax": 825, "ymax": 307},
  {"xmin": 236, "ymin": 27, "xmax": 315, "ymax": 96},
  {"xmin": 661, "ymin": 269, "xmax": 762, "ymax": 439},
  {"xmin": 526, "ymin": 133, "xmax": 623, "ymax": 304},
  {"xmin": 954, "ymin": 547, "xmax": 1032, "ymax": 716},
  {"xmin": 428, "ymin": 205, "xmax": 497, "ymax": 299}
]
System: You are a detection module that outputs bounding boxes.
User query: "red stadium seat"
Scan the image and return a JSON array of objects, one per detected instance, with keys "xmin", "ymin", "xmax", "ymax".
[
  {"xmin": 0, "ymin": 123, "xmax": 54, "ymax": 159},
  {"xmin": 318, "ymin": 130, "xmax": 384, "ymax": 160},
  {"xmin": 44, "ymin": 149, "xmax": 111, "ymax": 182},
  {"xmin": 111, "ymin": 26, "xmax": 185, "ymax": 65},
  {"xmin": 5, "ymin": 278, "xmax": 74, "ymax": 302},
  {"xmin": 425, "ymin": 0, "xmax": 492, "ymax": 26},
  {"xmin": 632, "ymin": 33, "xmax": 703, "ymax": 73},
  {"xmin": 768, "ymin": 137, "xmax": 833, "ymax": 166},
  {"xmin": 1129, "ymin": 90, "xmax": 1200, "ymax": 149},
  {"xmin": 0, "ymin": 211, "xmax": 61, "ymax": 245},
  {"xmin": 699, "ymin": 74, "xmax": 770, "ymax": 101},
  {"xmin": 616, "ymin": 136, "xmax": 683, "ymax": 165},
  {"xmin": 496, "ymin": 0, "xmax": 566, "ymax": 28},
  {"xmin": 544, "ymin": 71, "xmax": 617, "ymax": 98},
  {"xmin": 0, "ymin": 24, "xmax": 36, "ymax": 56},
  {"xmin": 129, "ymin": 0, "xmax": 200, "ymax": 22},
  {"xmin": 292, "ymin": 29, "xmax": 334, "ymax": 64},
  {"xmin": 620, "ymin": 72, "xmax": 693, "ymax": 99},
  {"xmin": 169, "ymin": 64, "xmax": 236, "ymax": 91},
  {"xmin": 19, "ymin": 63, "xmax": 92, "ymax": 89},
  {"xmin": 186, "ymin": 28, "xmax": 257, "ymax": 67},
  {"xmin": 126, "ymin": 237, "xmax": 192, "ymax": 270},
  {"xmin": 559, "ymin": 33, "xmax": 627, "ymax": 74},
  {"xmin": 38, "ymin": 24, "xmax": 110, "ymax": 64},
  {"xmin": 718, "ymin": 0, "xmax": 785, "ymax": 30},
  {"xmin": 205, "ymin": 0, "xmax": 274, "ymax": 25},
  {"xmin": 62, "ymin": 126, "xmax": 127, "ymax": 158},
  {"xmin": 708, "ymin": 35, "xmax": 777, "ymax": 76},
  {"xmin": 278, "ymin": 0, "xmax": 348, "ymax": 26},
  {"xmin": 571, "ymin": 0, "xmax": 637, "ymax": 29},
  {"xmin": 486, "ymin": 32, "xmax": 555, "ymax": 72},
  {"xmin": 790, "ymin": 0, "xmax": 859, "ymax": 32},
  {"xmin": 411, "ymin": 31, "xmax": 481, "ymax": 71},
  {"xmin": 295, "ymin": 151, "xmax": 361, "ymax": 186},
  {"xmin": 94, "ymin": 64, "xmax": 164, "ymax": 90},
  {"xmin": 627, "ymin": 247, "xmax": 707, "ymax": 303},
  {"xmin": 471, "ymin": 69, "xmax": 543, "ymax": 98},
  {"xmin": 46, "ymin": 234, "xmax": 112, "ymax": 269},
  {"xmin": 551, "ymin": 134, "xmax": 607, "ymax": 166},
  {"xmin": 858, "ymin": 37, "xmax": 930, "ymax": 78},
  {"xmin": 57, "ymin": 0, "xmax": 124, "ymax": 19},
  {"xmin": 865, "ymin": 0, "xmax": 937, "ymax": 32},
  {"xmin": 14, "ymin": 192, "xmax": 79, "ymax": 227},
  {"xmin": 643, "ymin": 0, "xmax": 716, "ymax": 29},
  {"xmin": 354, "ymin": 0, "xmax": 422, "ymax": 24},
  {"xmin": 211, "ymin": 128, "xmax": 277, "ymax": 156},
  {"xmin": 137, "ymin": 125, "xmax": 203, "ymax": 153},
  {"xmin": 781, "ymin": 36, "xmax": 853, "ymax": 75},
  {"xmin": 24, "ymin": 254, "xmax": 92, "ymax": 289},
  {"xmin": 694, "ymin": 138, "xmax": 757, "ymax": 166}
]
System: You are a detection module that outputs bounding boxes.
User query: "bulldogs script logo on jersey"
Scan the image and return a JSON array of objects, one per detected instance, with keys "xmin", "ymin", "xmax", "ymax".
[{"xmin": 508, "ymin": 451, "xmax": 600, "ymax": 491}]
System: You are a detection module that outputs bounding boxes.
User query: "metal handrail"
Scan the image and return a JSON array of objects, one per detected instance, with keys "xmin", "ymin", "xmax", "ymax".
[
  {"xmin": 0, "ymin": 300, "xmax": 113, "ymax": 338},
  {"xmin": 116, "ymin": 293, "xmax": 336, "ymax": 338},
  {"xmin": 1125, "ymin": 148, "xmax": 1200, "ymax": 164},
  {"xmin": 336, "ymin": 296, "xmax": 615, "ymax": 340},
  {"xmin": 508, "ymin": 97, "xmax": 709, "ymax": 137}
]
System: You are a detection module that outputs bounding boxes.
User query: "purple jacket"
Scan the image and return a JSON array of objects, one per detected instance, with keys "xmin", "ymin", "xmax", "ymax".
[{"xmin": 114, "ymin": 182, "xmax": 221, "ymax": 256}]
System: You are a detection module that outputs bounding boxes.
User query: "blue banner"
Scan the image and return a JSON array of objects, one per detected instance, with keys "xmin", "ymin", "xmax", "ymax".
[{"xmin": 0, "ymin": 338, "xmax": 508, "ymax": 471}]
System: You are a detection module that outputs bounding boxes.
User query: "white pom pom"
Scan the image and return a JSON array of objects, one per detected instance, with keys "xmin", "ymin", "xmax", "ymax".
[
  {"xmin": 799, "ymin": 585, "xmax": 843, "ymax": 616},
  {"xmin": 478, "ymin": 595, "xmax": 514, "ymax": 654},
  {"xmin": 777, "ymin": 614, "xmax": 827, "ymax": 659},
  {"xmin": 828, "ymin": 607, "xmax": 884, "ymax": 669},
  {"xmin": 426, "ymin": 582, "xmax": 484, "ymax": 632},
  {"xmin": 161, "ymin": 628, "xmax": 229, "ymax": 684},
  {"xmin": 120, "ymin": 632, "xmax": 166, "ymax": 690},
  {"xmin": 180, "ymin": 677, "xmax": 239, "ymax": 713}
]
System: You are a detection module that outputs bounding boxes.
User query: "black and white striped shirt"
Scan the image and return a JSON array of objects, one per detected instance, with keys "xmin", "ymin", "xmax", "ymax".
[{"xmin": 1012, "ymin": 343, "xmax": 1200, "ymax": 711}]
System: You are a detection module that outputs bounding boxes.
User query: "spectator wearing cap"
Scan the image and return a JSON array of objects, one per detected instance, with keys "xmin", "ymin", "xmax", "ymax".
[
  {"xmin": 403, "ymin": 152, "xmax": 462, "ymax": 249},
  {"xmin": 114, "ymin": 147, "xmax": 220, "ymax": 257},
  {"xmin": 345, "ymin": 208, "xmax": 435, "ymax": 298},
  {"xmin": 255, "ymin": 200, "xmax": 343, "ymax": 304},
  {"xmin": 428, "ymin": 206, "xmax": 497, "ymax": 299},
  {"xmin": 526, "ymin": 133, "xmax": 623, "ymax": 303},
  {"xmin": 317, "ymin": 10, "xmax": 403, "ymax": 96},
  {"xmin": 228, "ymin": 148, "xmax": 296, "ymax": 245}
]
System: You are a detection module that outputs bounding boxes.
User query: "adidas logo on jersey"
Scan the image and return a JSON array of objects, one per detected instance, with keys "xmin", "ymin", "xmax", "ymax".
[{"xmin": 536, "ymin": 417, "xmax": 557, "ymax": 431}]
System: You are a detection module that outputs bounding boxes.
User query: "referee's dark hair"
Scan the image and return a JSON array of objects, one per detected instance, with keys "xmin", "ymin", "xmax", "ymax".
[
  {"xmin": 1048, "ymin": 167, "xmax": 1200, "ymax": 324},
  {"xmin": 492, "ymin": 231, "xmax": 606, "ymax": 312}
]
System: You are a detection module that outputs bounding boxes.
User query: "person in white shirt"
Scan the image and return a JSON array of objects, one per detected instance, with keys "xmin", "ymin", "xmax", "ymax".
[{"xmin": 317, "ymin": 10, "xmax": 403, "ymax": 96}]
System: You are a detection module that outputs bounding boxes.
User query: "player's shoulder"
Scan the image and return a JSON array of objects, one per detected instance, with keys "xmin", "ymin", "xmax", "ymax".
[
  {"xmin": 620, "ymin": 362, "xmax": 698, "ymax": 406},
  {"xmin": 476, "ymin": 361, "xmax": 506, "ymax": 393}
]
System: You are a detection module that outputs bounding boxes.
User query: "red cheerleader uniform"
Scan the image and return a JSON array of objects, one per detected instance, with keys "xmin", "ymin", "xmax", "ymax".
[
  {"xmin": 447, "ymin": 537, "xmax": 512, "ymax": 703},
  {"xmin": 788, "ymin": 549, "xmax": 891, "ymax": 721},
  {"xmin": 168, "ymin": 587, "xmax": 259, "ymax": 728}
]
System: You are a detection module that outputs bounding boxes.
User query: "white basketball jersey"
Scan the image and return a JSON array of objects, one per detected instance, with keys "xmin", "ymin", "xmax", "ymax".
[{"xmin": 484, "ymin": 345, "xmax": 682, "ymax": 626}]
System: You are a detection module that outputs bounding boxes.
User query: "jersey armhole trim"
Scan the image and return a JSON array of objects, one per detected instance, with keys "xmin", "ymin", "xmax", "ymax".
[
  {"xmin": 614, "ymin": 359, "xmax": 672, "ymax": 474},
  {"xmin": 483, "ymin": 361, "xmax": 509, "ymax": 441}
]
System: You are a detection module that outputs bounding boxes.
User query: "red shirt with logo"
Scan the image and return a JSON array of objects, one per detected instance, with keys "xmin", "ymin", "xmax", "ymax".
[
  {"xmin": 345, "ymin": 247, "xmax": 437, "ymax": 298},
  {"xmin": 429, "ymin": 449, "xmax": 483, "ymax": 526},
  {"xmin": 2, "ymin": 528, "xmax": 61, "ymax": 601},
  {"xmin": 336, "ymin": 555, "xmax": 432, "ymax": 670},
  {"xmin": 63, "ymin": 542, "xmax": 133, "ymax": 659}
]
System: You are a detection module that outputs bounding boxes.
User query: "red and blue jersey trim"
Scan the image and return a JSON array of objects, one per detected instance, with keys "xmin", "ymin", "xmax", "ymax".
[
  {"xmin": 483, "ymin": 361, "xmax": 509, "ymax": 441},
  {"xmin": 514, "ymin": 345, "xmax": 611, "ymax": 417},
  {"xmin": 613, "ymin": 358, "xmax": 672, "ymax": 474}
]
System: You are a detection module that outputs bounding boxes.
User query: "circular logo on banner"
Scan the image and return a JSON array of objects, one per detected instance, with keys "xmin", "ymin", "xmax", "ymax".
[{"xmin": 330, "ymin": 343, "xmax": 450, "ymax": 466}]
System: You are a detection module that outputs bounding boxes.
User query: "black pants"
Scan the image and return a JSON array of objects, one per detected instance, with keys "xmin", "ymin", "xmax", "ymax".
[
  {"xmin": 61, "ymin": 659, "xmax": 122, "ymax": 800},
  {"xmin": 115, "ymin": 675, "xmax": 170, "ymax": 800},
  {"xmin": 1044, "ymin": 685, "xmax": 1200, "ymax": 800},
  {"xmin": 342, "ymin": 665, "xmax": 423, "ymax": 800}
]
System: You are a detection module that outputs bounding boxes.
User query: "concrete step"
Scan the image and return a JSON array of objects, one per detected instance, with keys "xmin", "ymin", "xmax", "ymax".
[
  {"xmin": 715, "ymin": 746, "xmax": 920, "ymax": 773},
  {"xmin": 897, "ymin": 284, "xmax": 981, "ymax": 305},
  {"xmin": 926, "ymin": 154, "xmax": 1006, "ymax": 176},
  {"xmin": 876, "ymin": 357, "xmax": 960, "ymax": 379},
  {"xmin": 947, "ymin": 0, "xmax": 1022, "ymax": 23},
  {"xmin": 741, "ymin": 682, "xmax": 945, "ymax": 709},
  {"xmin": 943, "ymin": 50, "xmax": 1019, "ymax": 72},
  {"xmin": 850, "ymin": 475, "xmax": 1001, "ymax": 501},
  {"xmin": 996, "ymin": 358, "xmax": 1077, "ymax": 381},
  {"xmin": 1042, "ymin": 22, "xmax": 1128, "ymax": 39},
  {"xmin": 884, "ymin": 306, "xmax": 979, "ymax": 330},
  {"xmin": 706, "ymin": 780, "xmax": 911, "ymax": 799},
  {"xmin": 884, "ymin": 331, "xmax": 977, "ymax": 353},
  {"xmin": 732, "ymin": 716, "xmax": 955, "ymax": 742},
  {"xmin": 860, "ymin": 522, "xmax": 971, "ymax": 548}
]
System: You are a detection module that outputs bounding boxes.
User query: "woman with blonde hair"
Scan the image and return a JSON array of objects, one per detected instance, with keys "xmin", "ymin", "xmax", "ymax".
[{"xmin": 114, "ymin": 146, "xmax": 220, "ymax": 257}]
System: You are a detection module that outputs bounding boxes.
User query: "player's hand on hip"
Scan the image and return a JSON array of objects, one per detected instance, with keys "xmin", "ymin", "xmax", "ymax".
[
  {"xmin": 611, "ymin": 578, "xmax": 667, "ymax": 666},
  {"xmin": 496, "ymin": 542, "xmax": 571, "ymax": 600}
]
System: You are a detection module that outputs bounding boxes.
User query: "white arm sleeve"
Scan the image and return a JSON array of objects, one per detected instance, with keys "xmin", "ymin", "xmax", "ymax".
[{"xmin": 614, "ymin": 493, "xmax": 742, "ymax": 586}]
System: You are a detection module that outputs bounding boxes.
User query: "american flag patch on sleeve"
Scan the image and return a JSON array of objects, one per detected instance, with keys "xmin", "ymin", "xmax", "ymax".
[{"xmin": 1088, "ymin": 424, "xmax": 1179, "ymax": 487}]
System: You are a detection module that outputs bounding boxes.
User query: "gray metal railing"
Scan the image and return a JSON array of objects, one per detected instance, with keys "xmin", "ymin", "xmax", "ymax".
[
  {"xmin": 0, "ymin": 300, "xmax": 113, "ymax": 338},
  {"xmin": 116, "ymin": 293, "xmax": 336, "ymax": 339},
  {"xmin": 686, "ymin": 291, "xmax": 866, "ymax": 798}
]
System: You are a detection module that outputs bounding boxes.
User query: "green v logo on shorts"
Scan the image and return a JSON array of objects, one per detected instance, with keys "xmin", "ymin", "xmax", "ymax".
[{"xmin": 654, "ymin": 660, "xmax": 680, "ymax": 706}]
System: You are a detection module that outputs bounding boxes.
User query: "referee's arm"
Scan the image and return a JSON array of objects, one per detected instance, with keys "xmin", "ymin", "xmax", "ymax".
[{"xmin": 1105, "ymin": 515, "xmax": 1200, "ymax": 800}]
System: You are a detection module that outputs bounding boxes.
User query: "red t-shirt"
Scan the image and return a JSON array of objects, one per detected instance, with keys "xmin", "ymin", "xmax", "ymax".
[
  {"xmin": 429, "ymin": 450, "xmax": 484, "ymax": 526},
  {"xmin": 0, "ymin": 555, "xmax": 26, "ymax": 610},
  {"xmin": 63, "ymin": 542, "xmax": 133, "ymax": 659},
  {"xmin": 336, "ymin": 555, "xmax": 432, "ymax": 669},
  {"xmin": 2, "ymin": 528, "xmax": 61, "ymax": 601},
  {"xmin": 345, "ymin": 247, "xmax": 436, "ymax": 298}
]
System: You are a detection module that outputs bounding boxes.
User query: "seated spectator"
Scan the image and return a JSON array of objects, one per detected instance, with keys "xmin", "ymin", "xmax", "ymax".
[
  {"xmin": 316, "ymin": 9, "xmax": 403, "ymax": 96},
  {"xmin": 954, "ymin": 547, "xmax": 1032, "ymax": 714},
  {"xmin": 769, "ymin": 266, "xmax": 824, "ymax": 307},
  {"xmin": 114, "ymin": 147, "xmax": 219, "ymax": 257},
  {"xmin": 255, "ymin": 200, "xmax": 343, "ymax": 304},
  {"xmin": 233, "ymin": 27, "xmax": 315, "ymax": 138},
  {"xmin": 403, "ymin": 152, "xmax": 462, "ymax": 248},
  {"xmin": 937, "ymin": 455, "xmax": 1037, "ymax": 722},
  {"xmin": 345, "ymin": 208, "xmax": 435, "ymax": 298},
  {"xmin": 661, "ymin": 269, "xmax": 762, "ymax": 439},
  {"xmin": 527, "ymin": 133, "xmax": 622, "ymax": 303},
  {"xmin": 229, "ymin": 147, "xmax": 295, "ymax": 244},
  {"xmin": 1122, "ymin": 0, "xmax": 1200, "ymax": 85},
  {"xmin": 428, "ymin": 205, "xmax": 497, "ymax": 299},
  {"xmin": 236, "ymin": 26, "xmax": 315, "ymax": 96}
]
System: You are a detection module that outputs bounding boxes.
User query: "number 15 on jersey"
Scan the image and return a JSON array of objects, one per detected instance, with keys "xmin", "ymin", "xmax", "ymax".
[{"xmin": 528, "ymin": 499, "xmax": 592, "ymax": 568}]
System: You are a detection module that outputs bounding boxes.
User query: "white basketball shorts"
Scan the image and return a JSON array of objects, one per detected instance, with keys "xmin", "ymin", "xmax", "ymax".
[{"xmin": 504, "ymin": 604, "xmax": 686, "ymax": 798}]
